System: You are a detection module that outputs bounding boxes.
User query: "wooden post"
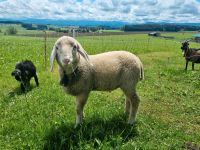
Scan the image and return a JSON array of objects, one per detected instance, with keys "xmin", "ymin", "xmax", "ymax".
[
  {"xmin": 73, "ymin": 29, "xmax": 76, "ymax": 38},
  {"xmin": 147, "ymin": 37, "xmax": 150, "ymax": 51},
  {"xmin": 44, "ymin": 30, "xmax": 47, "ymax": 70}
]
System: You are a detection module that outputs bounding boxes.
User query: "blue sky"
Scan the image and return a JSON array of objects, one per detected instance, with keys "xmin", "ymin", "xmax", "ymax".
[{"xmin": 0, "ymin": 0, "xmax": 200, "ymax": 23}]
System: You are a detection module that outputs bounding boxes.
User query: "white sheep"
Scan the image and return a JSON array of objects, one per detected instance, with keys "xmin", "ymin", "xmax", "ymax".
[{"xmin": 50, "ymin": 36, "xmax": 144, "ymax": 127}]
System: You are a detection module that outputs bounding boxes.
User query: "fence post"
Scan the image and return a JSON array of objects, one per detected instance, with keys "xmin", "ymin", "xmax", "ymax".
[
  {"xmin": 73, "ymin": 29, "xmax": 76, "ymax": 38},
  {"xmin": 44, "ymin": 30, "xmax": 47, "ymax": 70},
  {"xmin": 147, "ymin": 37, "xmax": 150, "ymax": 51}
]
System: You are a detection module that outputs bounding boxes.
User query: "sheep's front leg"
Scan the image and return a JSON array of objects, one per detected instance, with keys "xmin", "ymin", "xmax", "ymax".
[
  {"xmin": 185, "ymin": 61, "xmax": 188, "ymax": 71},
  {"xmin": 125, "ymin": 96, "xmax": 130, "ymax": 114},
  {"xmin": 20, "ymin": 83, "xmax": 25, "ymax": 92},
  {"xmin": 75, "ymin": 93, "xmax": 89, "ymax": 128}
]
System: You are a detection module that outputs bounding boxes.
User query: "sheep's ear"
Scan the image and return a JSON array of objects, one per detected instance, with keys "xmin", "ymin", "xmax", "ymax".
[
  {"xmin": 50, "ymin": 46, "xmax": 57, "ymax": 72},
  {"xmin": 76, "ymin": 43, "xmax": 92, "ymax": 65}
]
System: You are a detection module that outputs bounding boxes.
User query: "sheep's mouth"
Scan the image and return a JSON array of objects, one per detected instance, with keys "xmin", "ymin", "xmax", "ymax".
[
  {"xmin": 61, "ymin": 63, "xmax": 77, "ymax": 75},
  {"xmin": 15, "ymin": 75, "xmax": 21, "ymax": 81},
  {"xmin": 61, "ymin": 61, "xmax": 72, "ymax": 68},
  {"xmin": 62, "ymin": 62, "xmax": 73, "ymax": 69}
]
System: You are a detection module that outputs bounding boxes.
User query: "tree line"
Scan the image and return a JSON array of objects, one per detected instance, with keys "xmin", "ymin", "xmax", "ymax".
[{"xmin": 122, "ymin": 24, "xmax": 200, "ymax": 32}]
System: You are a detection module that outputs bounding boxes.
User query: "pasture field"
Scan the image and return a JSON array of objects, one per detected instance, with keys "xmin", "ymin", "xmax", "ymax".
[{"xmin": 0, "ymin": 32, "xmax": 200, "ymax": 149}]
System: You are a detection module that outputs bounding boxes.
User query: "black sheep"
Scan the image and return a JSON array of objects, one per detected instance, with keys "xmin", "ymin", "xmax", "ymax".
[
  {"xmin": 181, "ymin": 41, "xmax": 200, "ymax": 70},
  {"xmin": 11, "ymin": 60, "xmax": 39, "ymax": 92}
]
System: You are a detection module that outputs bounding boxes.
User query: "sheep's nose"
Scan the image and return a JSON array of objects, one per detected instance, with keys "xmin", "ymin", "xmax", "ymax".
[
  {"xmin": 63, "ymin": 58, "xmax": 70, "ymax": 64},
  {"xmin": 11, "ymin": 71, "xmax": 15, "ymax": 76}
]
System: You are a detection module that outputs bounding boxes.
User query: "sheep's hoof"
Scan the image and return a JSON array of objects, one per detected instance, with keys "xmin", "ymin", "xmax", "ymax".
[
  {"xmin": 128, "ymin": 122, "xmax": 134, "ymax": 126},
  {"xmin": 74, "ymin": 124, "xmax": 79, "ymax": 129},
  {"xmin": 127, "ymin": 121, "xmax": 137, "ymax": 127},
  {"xmin": 74, "ymin": 120, "xmax": 83, "ymax": 129},
  {"xmin": 127, "ymin": 119, "xmax": 135, "ymax": 125},
  {"xmin": 74, "ymin": 123, "xmax": 83, "ymax": 129}
]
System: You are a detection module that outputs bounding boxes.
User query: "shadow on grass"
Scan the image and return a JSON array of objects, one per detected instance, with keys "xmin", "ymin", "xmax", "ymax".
[
  {"xmin": 43, "ymin": 114, "xmax": 139, "ymax": 150},
  {"xmin": 8, "ymin": 85, "xmax": 38, "ymax": 98}
]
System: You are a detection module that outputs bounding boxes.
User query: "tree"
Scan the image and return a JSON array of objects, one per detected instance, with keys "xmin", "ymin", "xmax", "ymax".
[
  {"xmin": 21, "ymin": 23, "xmax": 36, "ymax": 30},
  {"xmin": 37, "ymin": 25, "xmax": 47, "ymax": 30},
  {"xmin": 5, "ymin": 26, "xmax": 17, "ymax": 35}
]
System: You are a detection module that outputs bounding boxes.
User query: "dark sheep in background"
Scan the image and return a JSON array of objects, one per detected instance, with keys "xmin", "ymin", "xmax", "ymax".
[
  {"xmin": 11, "ymin": 60, "xmax": 39, "ymax": 92},
  {"xmin": 181, "ymin": 40, "xmax": 200, "ymax": 70}
]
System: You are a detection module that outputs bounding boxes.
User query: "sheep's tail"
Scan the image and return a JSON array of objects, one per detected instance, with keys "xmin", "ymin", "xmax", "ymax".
[{"xmin": 140, "ymin": 61, "xmax": 144, "ymax": 80}]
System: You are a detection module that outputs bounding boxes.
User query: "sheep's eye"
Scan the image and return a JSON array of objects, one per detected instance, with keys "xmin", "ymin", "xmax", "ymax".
[
  {"xmin": 73, "ymin": 45, "xmax": 77, "ymax": 50},
  {"xmin": 72, "ymin": 45, "xmax": 77, "ymax": 52}
]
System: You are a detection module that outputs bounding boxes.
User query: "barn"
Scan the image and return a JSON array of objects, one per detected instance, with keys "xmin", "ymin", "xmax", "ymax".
[
  {"xmin": 148, "ymin": 32, "xmax": 161, "ymax": 37},
  {"xmin": 193, "ymin": 34, "xmax": 200, "ymax": 42}
]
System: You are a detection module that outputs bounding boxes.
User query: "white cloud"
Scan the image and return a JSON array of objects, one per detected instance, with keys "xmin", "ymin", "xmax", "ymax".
[{"xmin": 0, "ymin": 0, "xmax": 200, "ymax": 23}]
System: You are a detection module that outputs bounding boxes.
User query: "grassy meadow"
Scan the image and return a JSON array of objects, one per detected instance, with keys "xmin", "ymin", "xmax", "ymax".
[{"xmin": 0, "ymin": 31, "xmax": 200, "ymax": 149}]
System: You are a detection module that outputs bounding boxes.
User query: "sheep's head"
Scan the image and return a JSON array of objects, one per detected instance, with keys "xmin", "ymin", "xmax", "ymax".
[
  {"xmin": 11, "ymin": 64, "xmax": 28, "ymax": 82},
  {"xmin": 50, "ymin": 36, "xmax": 90, "ymax": 73},
  {"xmin": 181, "ymin": 40, "xmax": 190, "ymax": 53},
  {"xmin": 11, "ymin": 69, "xmax": 22, "ymax": 81}
]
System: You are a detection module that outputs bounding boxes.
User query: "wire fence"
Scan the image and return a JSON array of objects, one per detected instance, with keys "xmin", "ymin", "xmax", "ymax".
[
  {"xmin": 1, "ymin": 31, "xmax": 200, "ymax": 71},
  {"xmin": 41, "ymin": 32, "xmax": 185, "ymax": 68}
]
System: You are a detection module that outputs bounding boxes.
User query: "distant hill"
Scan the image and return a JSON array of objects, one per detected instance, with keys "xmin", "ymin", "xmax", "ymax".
[
  {"xmin": 1, "ymin": 18, "xmax": 200, "ymax": 31},
  {"xmin": 0, "ymin": 18, "xmax": 127, "ymax": 28},
  {"xmin": 144, "ymin": 22, "xmax": 200, "ymax": 27},
  {"xmin": 176, "ymin": 23, "xmax": 200, "ymax": 26}
]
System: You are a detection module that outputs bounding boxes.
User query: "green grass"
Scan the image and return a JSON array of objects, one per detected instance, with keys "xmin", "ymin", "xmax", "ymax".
[
  {"xmin": 99, "ymin": 29, "xmax": 123, "ymax": 32},
  {"xmin": 0, "ymin": 33, "xmax": 200, "ymax": 149},
  {"xmin": 162, "ymin": 31, "xmax": 200, "ymax": 41}
]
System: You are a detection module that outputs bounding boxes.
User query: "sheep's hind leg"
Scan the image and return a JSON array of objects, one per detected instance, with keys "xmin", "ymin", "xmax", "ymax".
[
  {"xmin": 34, "ymin": 74, "xmax": 39, "ymax": 86},
  {"xmin": 25, "ymin": 81, "xmax": 30, "ymax": 92},
  {"xmin": 125, "ymin": 91, "xmax": 140, "ymax": 125},
  {"xmin": 75, "ymin": 93, "xmax": 89, "ymax": 128},
  {"xmin": 192, "ymin": 62, "xmax": 195, "ymax": 71}
]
